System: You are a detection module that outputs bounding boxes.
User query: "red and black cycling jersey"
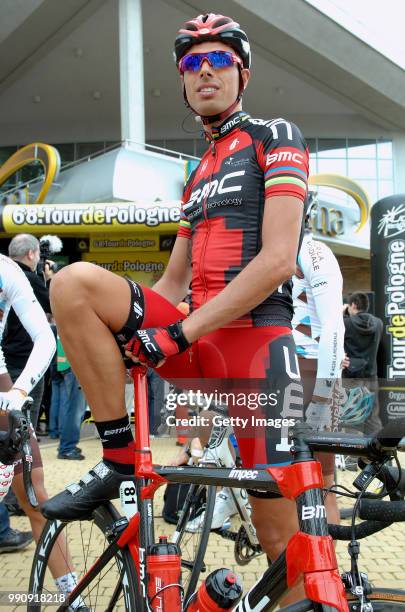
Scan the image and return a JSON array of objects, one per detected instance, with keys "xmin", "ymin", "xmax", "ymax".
[{"xmin": 177, "ymin": 111, "xmax": 309, "ymax": 328}]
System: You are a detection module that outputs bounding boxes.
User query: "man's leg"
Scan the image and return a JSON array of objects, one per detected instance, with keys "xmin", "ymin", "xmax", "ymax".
[
  {"xmin": 49, "ymin": 378, "xmax": 61, "ymax": 438},
  {"xmin": 44, "ymin": 264, "xmax": 198, "ymax": 520},
  {"xmin": 0, "ymin": 502, "xmax": 10, "ymax": 538},
  {"xmin": 250, "ymin": 496, "xmax": 305, "ymax": 604},
  {"xmin": 50, "ymin": 263, "xmax": 131, "ymax": 422},
  {"xmin": 59, "ymin": 371, "xmax": 86, "ymax": 456}
]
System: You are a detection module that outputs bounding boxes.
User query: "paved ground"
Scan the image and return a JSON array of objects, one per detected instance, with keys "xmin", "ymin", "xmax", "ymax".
[{"xmin": 0, "ymin": 434, "xmax": 404, "ymax": 609}]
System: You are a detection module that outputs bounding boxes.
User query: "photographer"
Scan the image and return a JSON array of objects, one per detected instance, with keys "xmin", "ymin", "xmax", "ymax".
[{"xmin": 3, "ymin": 234, "xmax": 59, "ymax": 430}]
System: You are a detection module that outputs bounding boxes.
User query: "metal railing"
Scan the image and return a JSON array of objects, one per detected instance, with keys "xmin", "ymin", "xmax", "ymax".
[{"xmin": 0, "ymin": 140, "xmax": 200, "ymax": 199}]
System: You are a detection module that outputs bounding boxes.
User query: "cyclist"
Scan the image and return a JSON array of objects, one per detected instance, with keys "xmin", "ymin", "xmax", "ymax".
[
  {"xmin": 0, "ymin": 255, "xmax": 88, "ymax": 607},
  {"xmin": 292, "ymin": 194, "xmax": 345, "ymax": 524},
  {"xmin": 44, "ymin": 13, "xmax": 309, "ymax": 605}
]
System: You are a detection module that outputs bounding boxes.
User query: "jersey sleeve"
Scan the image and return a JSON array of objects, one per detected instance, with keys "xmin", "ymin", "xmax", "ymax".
[
  {"xmin": 255, "ymin": 119, "xmax": 309, "ymax": 202},
  {"xmin": 0, "ymin": 336, "xmax": 7, "ymax": 375},
  {"xmin": 177, "ymin": 167, "xmax": 198, "ymax": 240},
  {"xmin": 300, "ymin": 240, "xmax": 345, "ymax": 387},
  {"xmin": 1, "ymin": 258, "xmax": 56, "ymax": 394},
  {"xmin": 177, "ymin": 199, "xmax": 192, "ymax": 239}
]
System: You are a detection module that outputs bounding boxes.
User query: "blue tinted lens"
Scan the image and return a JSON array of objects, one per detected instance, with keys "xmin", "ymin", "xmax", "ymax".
[
  {"xmin": 209, "ymin": 51, "xmax": 234, "ymax": 68},
  {"xmin": 182, "ymin": 54, "xmax": 204, "ymax": 71},
  {"xmin": 181, "ymin": 51, "xmax": 234, "ymax": 71}
]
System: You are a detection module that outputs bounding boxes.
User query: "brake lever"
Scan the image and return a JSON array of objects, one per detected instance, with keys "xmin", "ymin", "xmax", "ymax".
[
  {"xmin": 21, "ymin": 401, "xmax": 38, "ymax": 508},
  {"xmin": 12, "ymin": 402, "xmax": 38, "ymax": 508}
]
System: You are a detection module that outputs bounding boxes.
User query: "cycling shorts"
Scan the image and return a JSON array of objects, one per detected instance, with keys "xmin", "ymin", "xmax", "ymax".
[
  {"xmin": 115, "ymin": 282, "xmax": 304, "ymax": 470},
  {"xmin": 0, "ymin": 413, "xmax": 42, "ymax": 475}
]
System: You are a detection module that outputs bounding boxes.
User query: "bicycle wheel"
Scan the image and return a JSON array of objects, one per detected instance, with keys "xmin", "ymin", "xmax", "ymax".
[
  {"xmin": 28, "ymin": 502, "xmax": 139, "ymax": 611},
  {"xmin": 170, "ymin": 483, "xmax": 216, "ymax": 604},
  {"xmin": 347, "ymin": 588, "xmax": 405, "ymax": 610},
  {"xmin": 282, "ymin": 588, "xmax": 405, "ymax": 611}
]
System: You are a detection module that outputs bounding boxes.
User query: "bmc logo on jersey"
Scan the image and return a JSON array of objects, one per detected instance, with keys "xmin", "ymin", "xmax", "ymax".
[
  {"xmin": 266, "ymin": 150, "xmax": 304, "ymax": 166},
  {"xmin": 187, "ymin": 170, "xmax": 246, "ymax": 206}
]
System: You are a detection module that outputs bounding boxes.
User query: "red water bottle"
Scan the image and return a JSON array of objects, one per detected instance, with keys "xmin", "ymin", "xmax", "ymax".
[
  {"xmin": 147, "ymin": 536, "xmax": 182, "ymax": 610},
  {"xmin": 186, "ymin": 568, "xmax": 243, "ymax": 611}
]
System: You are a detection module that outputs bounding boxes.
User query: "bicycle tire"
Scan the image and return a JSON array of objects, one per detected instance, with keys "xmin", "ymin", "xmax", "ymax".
[
  {"xmin": 282, "ymin": 588, "xmax": 405, "ymax": 611},
  {"xmin": 170, "ymin": 483, "xmax": 216, "ymax": 604},
  {"xmin": 28, "ymin": 502, "xmax": 139, "ymax": 611}
]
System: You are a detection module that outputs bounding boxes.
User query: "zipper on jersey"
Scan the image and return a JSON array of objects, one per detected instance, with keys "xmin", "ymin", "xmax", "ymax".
[{"xmin": 199, "ymin": 139, "xmax": 217, "ymax": 304}]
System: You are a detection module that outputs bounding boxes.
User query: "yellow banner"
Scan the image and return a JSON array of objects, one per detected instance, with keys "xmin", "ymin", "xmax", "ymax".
[
  {"xmin": 82, "ymin": 251, "xmax": 170, "ymax": 286},
  {"xmin": 0, "ymin": 201, "xmax": 181, "ymax": 235},
  {"xmin": 89, "ymin": 233, "xmax": 159, "ymax": 252}
]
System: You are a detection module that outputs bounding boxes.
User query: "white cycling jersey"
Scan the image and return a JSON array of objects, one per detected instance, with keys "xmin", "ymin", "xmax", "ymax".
[
  {"xmin": 0, "ymin": 254, "xmax": 55, "ymax": 393},
  {"xmin": 292, "ymin": 233, "xmax": 345, "ymax": 392}
]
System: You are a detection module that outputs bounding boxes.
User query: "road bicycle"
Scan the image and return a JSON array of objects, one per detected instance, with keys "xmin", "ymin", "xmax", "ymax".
[{"xmin": 28, "ymin": 368, "xmax": 405, "ymax": 611}]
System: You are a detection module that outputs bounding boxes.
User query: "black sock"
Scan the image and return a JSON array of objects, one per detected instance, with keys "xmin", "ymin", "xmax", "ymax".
[{"xmin": 95, "ymin": 416, "xmax": 135, "ymax": 475}]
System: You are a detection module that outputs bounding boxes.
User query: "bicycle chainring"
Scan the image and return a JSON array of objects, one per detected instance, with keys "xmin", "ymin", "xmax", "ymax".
[{"xmin": 234, "ymin": 524, "xmax": 263, "ymax": 565}]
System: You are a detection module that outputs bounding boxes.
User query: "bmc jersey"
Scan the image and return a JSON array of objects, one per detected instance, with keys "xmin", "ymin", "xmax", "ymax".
[
  {"xmin": 0, "ymin": 255, "xmax": 55, "ymax": 393},
  {"xmin": 292, "ymin": 233, "xmax": 345, "ymax": 381},
  {"xmin": 177, "ymin": 111, "xmax": 309, "ymax": 327}
]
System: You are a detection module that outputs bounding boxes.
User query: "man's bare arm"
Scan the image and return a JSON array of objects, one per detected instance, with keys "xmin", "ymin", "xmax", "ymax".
[
  {"xmin": 182, "ymin": 195, "xmax": 303, "ymax": 342},
  {"xmin": 152, "ymin": 237, "xmax": 192, "ymax": 306}
]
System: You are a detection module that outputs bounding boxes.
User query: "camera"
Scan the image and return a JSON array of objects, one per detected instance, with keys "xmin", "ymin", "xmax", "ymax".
[{"xmin": 38, "ymin": 235, "xmax": 63, "ymax": 275}]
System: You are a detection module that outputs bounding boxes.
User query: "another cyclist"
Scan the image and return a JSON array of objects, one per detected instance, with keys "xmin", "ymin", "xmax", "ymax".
[
  {"xmin": 292, "ymin": 194, "xmax": 345, "ymax": 525},
  {"xmin": 44, "ymin": 14, "xmax": 309, "ymax": 604}
]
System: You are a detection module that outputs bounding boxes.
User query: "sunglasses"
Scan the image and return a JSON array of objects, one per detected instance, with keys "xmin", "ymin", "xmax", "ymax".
[{"xmin": 179, "ymin": 50, "xmax": 242, "ymax": 73}]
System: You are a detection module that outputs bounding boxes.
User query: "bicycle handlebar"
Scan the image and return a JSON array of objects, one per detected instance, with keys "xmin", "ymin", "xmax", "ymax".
[
  {"xmin": 328, "ymin": 519, "xmax": 392, "ymax": 540},
  {"xmin": 358, "ymin": 499, "xmax": 405, "ymax": 523},
  {"xmin": 0, "ymin": 404, "xmax": 38, "ymax": 508}
]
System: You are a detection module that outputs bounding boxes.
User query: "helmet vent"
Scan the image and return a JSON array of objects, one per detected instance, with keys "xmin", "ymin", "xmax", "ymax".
[{"xmin": 213, "ymin": 17, "xmax": 232, "ymax": 28}]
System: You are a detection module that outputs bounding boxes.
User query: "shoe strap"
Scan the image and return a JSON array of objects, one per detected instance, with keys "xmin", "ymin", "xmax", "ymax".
[{"xmin": 65, "ymin": 462, "xmax": 113, "ymax": 496}]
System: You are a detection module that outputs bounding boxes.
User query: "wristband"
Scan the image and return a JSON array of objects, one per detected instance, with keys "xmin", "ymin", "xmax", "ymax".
[{"xmin": 167, "ymin": 320, "xmax": 191, "ymax": 353}]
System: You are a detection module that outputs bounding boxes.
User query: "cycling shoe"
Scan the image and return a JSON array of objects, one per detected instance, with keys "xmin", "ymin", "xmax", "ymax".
[{"xmin": 41, "ymin": 461, "xmax": 134, "ymax": 521}]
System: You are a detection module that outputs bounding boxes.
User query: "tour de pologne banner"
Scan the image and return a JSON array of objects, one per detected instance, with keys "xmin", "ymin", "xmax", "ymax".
[
  {"xmin": 371, "ymin": 194, "xmax": 405, "ymax": 422},
  {"xmin": 0, "ymin": 201, "xmax": 181, "ymax": 235},
  {"xmin": 82, "ymin": 251, "xmax": 170, "ymax": 287}
]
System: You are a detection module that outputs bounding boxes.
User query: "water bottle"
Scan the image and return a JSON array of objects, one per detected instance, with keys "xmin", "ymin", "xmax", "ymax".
[
  {"xmin": 186, "ymin": 568, "xmax": 243, "ymax": 611},
  {"xmin": 147, "ymin": 536, "xmax": 182, "ymax": 610}
]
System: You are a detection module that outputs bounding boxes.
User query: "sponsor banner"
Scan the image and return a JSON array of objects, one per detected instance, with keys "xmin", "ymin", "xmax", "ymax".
[
  {"xmin": 89, "ymin": 233, "xmax": 159, "ymax": 252},
  {"xmin": 371, "ymin": 194, "xmax": 405, "ymax": 423},
  {"xmin": 0, "ymin": 201, "xmax": 181, "ymax": 235},
  {"xmin": 82, "ymin": 251, "xmax": 170, "ymax": 286}
]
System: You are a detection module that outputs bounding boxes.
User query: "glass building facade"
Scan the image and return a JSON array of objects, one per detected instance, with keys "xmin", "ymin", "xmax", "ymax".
[{"xmin": 0, "ymin": 137, "xmax": 394, "ymax": 207}]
